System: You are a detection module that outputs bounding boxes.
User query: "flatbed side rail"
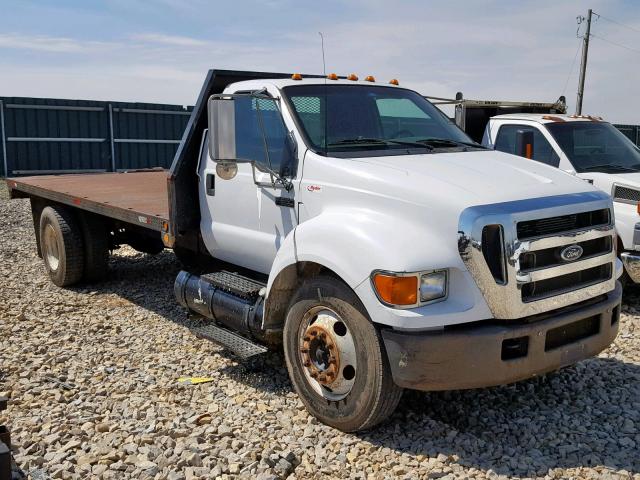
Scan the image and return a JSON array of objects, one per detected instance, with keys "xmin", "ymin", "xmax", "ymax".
[{"xmin": 7, "ymin": 178, "xmax": 166, "ymax": 232}]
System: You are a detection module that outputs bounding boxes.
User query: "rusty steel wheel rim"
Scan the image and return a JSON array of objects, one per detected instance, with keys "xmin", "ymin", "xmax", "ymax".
[{"xmin": 298, "ymin": 306, "xmax": 357, "ymax": 401}]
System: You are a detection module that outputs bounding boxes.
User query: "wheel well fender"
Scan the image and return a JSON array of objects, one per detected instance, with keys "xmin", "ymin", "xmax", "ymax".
[{"xmin": 263, "ymin": 209, "xmax": 462, "ymax": 332}]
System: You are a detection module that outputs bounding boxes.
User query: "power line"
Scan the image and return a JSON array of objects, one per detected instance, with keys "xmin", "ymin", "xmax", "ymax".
[
  {"xmin": 594, "ymin": 12, "xmax": 640, "ymax": 35},
  {"xmin": 591, "ymin": 32, "xmax": 640, "ymax": 55}
]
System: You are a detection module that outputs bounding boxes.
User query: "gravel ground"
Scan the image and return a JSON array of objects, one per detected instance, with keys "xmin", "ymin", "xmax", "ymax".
[{"xmin": 0, "ymin": 182, "xmax": 638, "ymax": 480}]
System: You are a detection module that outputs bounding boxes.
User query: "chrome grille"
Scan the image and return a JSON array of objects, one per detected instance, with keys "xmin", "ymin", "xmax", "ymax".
[
  {"xmin": 458, "ymin": 191, "xmax": 616, "ymax": 319},
  {"xmin": 516, "ymin": 209, "xmax": 610, "ymax": 239},
  {"xmin": 612, "ymin": 184, "xmax": 640, "ymax": 204}
]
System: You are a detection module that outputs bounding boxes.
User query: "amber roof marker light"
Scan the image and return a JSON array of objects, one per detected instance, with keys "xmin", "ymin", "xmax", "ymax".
[
  {"xmin": 327, "ymin": 73, "xmax": 338, "ymax": 80},
  {"xmin": 291, "ymin": 73, "xmax": 303, "ymax": 80},
  {"xmin": 347, "ymin": 74, "xmax": 358, "ymax": 81},
  {"xmin": 364, "ymin": 75, "xmax": 376, "ymax": 82},
  {"xmin": 389, "ymin": 79, "xmax": 399, "ymax": 85}
]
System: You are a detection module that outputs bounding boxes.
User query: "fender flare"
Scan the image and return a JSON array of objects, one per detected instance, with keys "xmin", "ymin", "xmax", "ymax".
[{"xmin": 266, "ymin": 208, "xmax": 462, "ymax": 298}]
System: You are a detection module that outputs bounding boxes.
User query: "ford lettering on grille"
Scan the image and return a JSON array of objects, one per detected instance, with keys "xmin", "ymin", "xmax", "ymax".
[{"xmin": 560, "ymin": 245, "xmax": 584, "ymax": 262}]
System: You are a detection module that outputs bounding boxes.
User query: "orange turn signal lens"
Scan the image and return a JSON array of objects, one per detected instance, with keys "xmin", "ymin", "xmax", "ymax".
[
  {"xmin": 373, "ymin": 273, "xmax": 417, "ymax": 306},
  {"xmin": 347, "ymin": 73, "xmax": 358, "ymax": 81},
  {"xmin": 327, "ymin": 73, "xmax": 338, "ymax": 80},
  {"xmin": 389, "ymin": 79, "xmax": 399, "ymax": 85},
  {"xmin": 291, "ymin": 73, "xmax": 303, "ymax": 80},
  {"xmin": 364, "ymin": 75, "xmax": 375, "ymax": 82},
  {"xmin": 637, "ymin": 202, "xmax": 640, "ymax": 215}
]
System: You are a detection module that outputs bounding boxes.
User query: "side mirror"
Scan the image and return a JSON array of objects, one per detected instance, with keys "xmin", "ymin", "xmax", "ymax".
[
  {"xmin": 208, "ymin": 96, "xmax": 238, "ymax": 162},
  {"xmin": 515, "ymin": 130, "xmax": 534, "ymax": 159}
]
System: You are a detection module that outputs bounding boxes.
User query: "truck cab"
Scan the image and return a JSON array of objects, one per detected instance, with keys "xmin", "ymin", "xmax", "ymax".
[
  {"xmin": 482, "ymin": 113, "xmax": 640, "ymax": 284},
  {"xmin": 195, "ymin": 76, "xmax": 621, "ymax": 429}
]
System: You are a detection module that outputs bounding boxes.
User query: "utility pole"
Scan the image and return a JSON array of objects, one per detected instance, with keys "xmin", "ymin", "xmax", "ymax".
[{"xmin": 576, "ymin": 8, "xmax": 593, "ymax": 115}]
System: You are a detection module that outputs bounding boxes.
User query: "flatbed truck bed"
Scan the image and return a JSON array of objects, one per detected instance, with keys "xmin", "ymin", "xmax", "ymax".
[{"xmin": 7, "ymin": 170, "xmax": 169, "ymax": 232}]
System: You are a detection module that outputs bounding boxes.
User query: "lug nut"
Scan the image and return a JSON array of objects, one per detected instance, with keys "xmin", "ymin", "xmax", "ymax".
[
  {"xmin": 303, "ymin": 335, "xmax": 311, "ymax": 342},
  {"xmin": 318, "ymin": 374, "xmax": 327, "ymax": 382},
  {"xmin": 300, "ymin": 348, "xmax": 309, "ymax": 354},
  {"xmin": 303, "ymin": 360, "xmax": 311, "ymax": 367},
  {"xmin": 310, "ymin": 331, "xmax": 318, "ymax": 337},
  {"xmin": 310, "ymin": 371, "xmax": 318, "ymax": 378},
  {"xmin": 319, "ymin": 332, "xmax": 327, "ymax": 340}
]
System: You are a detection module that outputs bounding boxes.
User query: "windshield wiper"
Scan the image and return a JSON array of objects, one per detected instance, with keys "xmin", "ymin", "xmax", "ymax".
[
  {"xmin": 581, "ymin": 164, "xmax": 640, "ymax": 173},
  {"xmin": 415, "ymin": 138, "xmax": 487, "ymax": 149},
  {"xmin": 328, "ymin": 137, "xmax": 433, "ymax": 149}
]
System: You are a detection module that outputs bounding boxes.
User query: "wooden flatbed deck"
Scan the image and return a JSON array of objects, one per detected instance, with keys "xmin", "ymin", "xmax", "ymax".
[{"xmin": 7, "ymin": 171, "xmax": 169, "ymax": 231}]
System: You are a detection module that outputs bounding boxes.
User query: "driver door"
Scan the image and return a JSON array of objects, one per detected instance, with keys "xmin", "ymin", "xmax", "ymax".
[{"xmin": 199, "ymin": 94, "xmax": 298, "ymax": 274}]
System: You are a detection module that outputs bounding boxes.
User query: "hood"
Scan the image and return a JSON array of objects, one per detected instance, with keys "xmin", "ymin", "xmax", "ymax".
[
  {"xmin": 347, "ymin": 149, "xmax": 599, "ymax": 206},
  {"xmin": 300, "ymin": 148, "xmax": 609, "ymax": 277}
]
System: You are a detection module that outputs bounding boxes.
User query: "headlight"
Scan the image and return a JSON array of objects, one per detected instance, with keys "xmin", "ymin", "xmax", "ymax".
[
  {"xmin": 371, "ymin": 269, "xmax": 448, "ymax": 308},
  {"xmin": 420, "ymin": 271, "xmax": 447, "ymax": 302}
]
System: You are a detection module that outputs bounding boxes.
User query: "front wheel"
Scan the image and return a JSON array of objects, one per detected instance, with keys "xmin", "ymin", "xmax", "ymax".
[{"xmin": 283, "ymin": 275, "xmax": 403, "ymax": 432}]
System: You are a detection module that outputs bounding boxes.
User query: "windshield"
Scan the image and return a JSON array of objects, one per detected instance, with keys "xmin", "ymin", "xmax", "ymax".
[
  {"xmin": 282, "ymin": 84, "xmax": 477, "ymax": 156},
  {"xmin": 546, "ymin": 121, "xmax": 640, "ymax": 173}
]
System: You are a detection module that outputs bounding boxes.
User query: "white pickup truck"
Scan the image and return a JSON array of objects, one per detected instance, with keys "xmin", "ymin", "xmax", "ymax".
[
  {"xmin": 8, "ymin": 70, "xmax": 622, "ymax": 432},
  {"xmin": 482, "ymin": 113, "xmax": 640, "ymax": 284}
]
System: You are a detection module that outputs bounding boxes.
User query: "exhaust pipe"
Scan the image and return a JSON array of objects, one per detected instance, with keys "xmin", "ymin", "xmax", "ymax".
[{"xmin": 174, "ymin": 271, "xmax": 264, "ymax": 338}]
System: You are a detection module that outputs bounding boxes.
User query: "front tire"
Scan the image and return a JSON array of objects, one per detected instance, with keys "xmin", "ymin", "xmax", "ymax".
[
  {"xmin": 39, "ymin": 206, "xmax": 85, "ymax": 287},
  {"xmin": 283, "ymin": 275, "xmax": 402, "ymax": 432}
]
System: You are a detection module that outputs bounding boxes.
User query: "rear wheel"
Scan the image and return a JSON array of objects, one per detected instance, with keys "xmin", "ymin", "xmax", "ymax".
[
  {"xmin": 79, "ymin": 213, "xmax": 109, "ymax": 282},
  {"xmin": 283, "ymin": 275, "xmax": 403, "ymax": 432},
  {"xmin": 39, "ymin": 206, "xmax": 84, "ymax": 287}
]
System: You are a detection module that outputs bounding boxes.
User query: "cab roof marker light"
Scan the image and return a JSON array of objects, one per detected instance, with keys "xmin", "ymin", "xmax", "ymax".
[
  {"xmin": 327, "ymin": 73, "xmax": 338, "ymax": 80},
  {"xmin": 542, "ymin": 115, "xmax": 566, "ymax": 122},
  {"xmin": 389, "ymin": 79, "xmax": 399, "ymax": 85},
  {"xmin": 568, "ymin": 114, "xmax": 604, "ymax": 122},
  {"xmin": 364, "ymin": 75, "xmax": 375, "ymax": 82},
  {"xmin": 347, "ymin": 74, "xmax": 358, "ymax": 81},
  {"xmin": 291, "ymin": 73, "xmax": 303, "ymax": 80}
]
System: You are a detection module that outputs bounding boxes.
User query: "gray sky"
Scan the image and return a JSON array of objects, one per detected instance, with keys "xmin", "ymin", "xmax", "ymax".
[{"xmin": 1, "ymin": 0, "xmax": 639, "ymax": 123}]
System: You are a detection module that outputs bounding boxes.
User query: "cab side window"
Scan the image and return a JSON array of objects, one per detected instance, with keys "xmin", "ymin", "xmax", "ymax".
[
  {"xmin": 495, "ymin": 124, "xmax": 560, "ymax": 167},
  {"xmin": 234, "ymin": 96, "xmax": 295, "ymax": 176}
]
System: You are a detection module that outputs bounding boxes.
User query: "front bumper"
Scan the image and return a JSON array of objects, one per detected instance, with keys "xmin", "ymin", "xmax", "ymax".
[
  {"xmin": 382, "ymin": 281, "xmax": 622, "ymax": 391},
  {"xmin": 621, "ymin": 252, "xmax": 640, "ymax": 283}
]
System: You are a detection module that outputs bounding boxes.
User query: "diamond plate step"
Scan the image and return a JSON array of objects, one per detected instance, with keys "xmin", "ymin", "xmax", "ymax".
[
  {"xmin": 191, "ymin": 322, "xmax": 268, "ymax": 360},
  {"xmin": 200, "ymin": 271, "xmax": 265, "ymax": 301}
]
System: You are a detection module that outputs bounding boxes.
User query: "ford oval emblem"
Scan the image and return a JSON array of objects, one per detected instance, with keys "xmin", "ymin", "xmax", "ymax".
[{"xmin": 560, "ymin": 245, "xmax": 584, "ymax": 262}]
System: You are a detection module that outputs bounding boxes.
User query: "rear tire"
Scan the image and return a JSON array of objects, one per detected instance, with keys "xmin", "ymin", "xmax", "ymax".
[
  {"xmin": 283, "ymin": 275, "xmax": 403, "ymax": 432},
  {"xmin": 39, "ymin": 206, "xmax": 85, "ymax": 287},
  {"xmin": 79, "ymin": 213, "xmax": 109, "ymax": 283}
]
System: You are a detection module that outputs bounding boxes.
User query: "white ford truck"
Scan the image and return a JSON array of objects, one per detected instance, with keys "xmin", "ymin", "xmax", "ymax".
[
  {"xmin": 8, "ymin": 70, "xmax": 622, "ymax": 432},
  {"xmin": 482, "ymin": 113, "xmax": 640, "ymax": 284}
]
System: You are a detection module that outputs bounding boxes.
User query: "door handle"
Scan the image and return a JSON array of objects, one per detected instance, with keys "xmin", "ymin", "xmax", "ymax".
[{"xmin": 206, "ymin": 174, "xmax": 215, "ymax": 196}]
